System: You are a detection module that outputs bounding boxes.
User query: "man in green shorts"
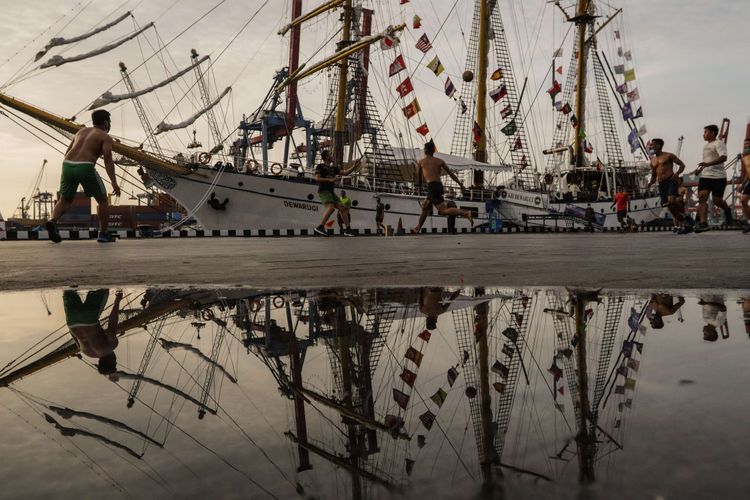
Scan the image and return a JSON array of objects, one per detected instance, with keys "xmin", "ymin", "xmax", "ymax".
[
  {"xmin": 313, "ymin": 150, "xmax": 358, "ymax": 236},
  {"xmin": 64, "ymin": 289, "xmax": 122, "ymax": 374},
  {"xmin": 46, "ymin": 109, "xmax": 121, "ymax": 243}
]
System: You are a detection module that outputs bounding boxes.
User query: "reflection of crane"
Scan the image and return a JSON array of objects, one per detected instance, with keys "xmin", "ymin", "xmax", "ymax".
[{"xmin": 15, "ymin": 159, "xmax": 54, "ymax": 221}]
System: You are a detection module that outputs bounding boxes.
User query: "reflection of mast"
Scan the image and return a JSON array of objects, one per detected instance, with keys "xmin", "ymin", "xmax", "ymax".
[{"xmin": 572, "ymin": 292, "xmax": 596, "ymax": 483}]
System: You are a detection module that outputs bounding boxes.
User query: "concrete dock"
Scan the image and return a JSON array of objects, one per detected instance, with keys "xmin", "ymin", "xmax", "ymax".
[{"xmin": 1, "ymin": 232, "xmax": 748, "ymax": 291}]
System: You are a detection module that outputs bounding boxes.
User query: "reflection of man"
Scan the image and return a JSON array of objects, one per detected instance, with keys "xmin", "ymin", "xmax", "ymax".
[
  {"xmin": 648, "ymin": 294, "xmax": 685, "ymax": 329},
  {"xmin": 64, "ymin": 289, "xmax": 122, "ymax": 373},
  {"xmin": 698, "ymin": 295, "xmax": 727, "ymax": 342},
  {"xmin": 419, "ymin": 288, "xmax": 460, "ymax": 330},
  {"xmin": 741, "ymin": 297, "xmax": 750, "ymax": 337}
]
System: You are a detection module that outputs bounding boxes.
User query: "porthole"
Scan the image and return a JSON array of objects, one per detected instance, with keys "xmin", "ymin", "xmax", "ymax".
[
  {"xmin": 352, "ymin": 200, "xmax": 359, "ymax": 207},
  {"xmin": 238, "ymin": 182, "xmax": 244, "ymax": 187},
  {"xmin": 270, "ymin": 188, "xmax": 275, "ymax": 193},
  {"xmin": 307, "ymin": 194, "xmax": 314, "ymax": 200},
  {"xmin": 385, "ymin": 204, "xmax": 391, "ymax": 210}
]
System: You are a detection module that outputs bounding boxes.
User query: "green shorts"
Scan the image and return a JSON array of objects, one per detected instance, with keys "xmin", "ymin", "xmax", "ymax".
[
  {"xmin": 60, "ymin": 161, "xmax": 106, "ymax": 202},
  {"xmin": 318, "ymin": 190, "xmax": 340, "ymax": 205},
  {"xmin": 64, "ymin": 289, "xmax": 109, "ymax": 327}
]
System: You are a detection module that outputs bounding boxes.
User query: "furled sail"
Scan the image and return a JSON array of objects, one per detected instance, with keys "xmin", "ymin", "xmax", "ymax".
[
  {"xmin": 34, "ymin": 11, "xmax": 133, "ymax": 61},
  {"xmin": 89, "ymin": 55, "xmax": 210, "ymax": 110},
  {"xmin": 155, "ymin": 86, "xmax": 231, "ymax": 134},
  {"xmin": 39, "ymin": 22, "xmax": 154, "ymax": 69}
]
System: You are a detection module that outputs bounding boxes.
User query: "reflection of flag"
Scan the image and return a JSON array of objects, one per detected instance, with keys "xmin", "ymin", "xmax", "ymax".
[
  {"xmin": 415, "ymin": 34, "xmax": 432, "ymax": 53},
  {"xmin": 430, "ymin": 388, "xmax": 447, "ymax": 407},
  {"xmin": 493, "ymin": 382, "xmax": 506, "ymax": 393},
  {"xmin": 561, "ymin": 103, "xmax": 571, "ymax": 115},
  {"xmin": 472, "ymin": 121, "xmax": 482, "ymax": 142},
  {"xmin": 396, "ymin": 77, "xmax": 414, "ymax": 97},
  {"xmin": 400, "ymin": 368, "xmax": 417, "ymax": 387},
  {"xmin": 492, "ymin": 360, "xmax": 509, "ymax": 378},
  {"xmin": 627, "ymin": 88, "xmax": 639, "ymax": 102},
  {"xmin": 624, "ymin": 68, "xmax": 636, "ymax": 81},
  {"xmin": 444, "ymin": 77, "xmax": 456, "ymax": 97},
  {"xmin": 628, "ymin": 307, "xmax": 640, "ymax": 331},
  {"xmin": 513, "ymin": 136, "xmax": 522, "ymax": 151},
  {"xmin": 489, "ymin": 85, "xmax": 507, "ymax": 102},
  {"xmin": 416, "ymin": 123, "xmax": 430, "ymax": 136},
  {"xmin": 627, "ymin": 358, "xmax": 640, "ymax": 371},
  {"xmin": 614, "ymin": 64, "xmax": 625, "ymax": 74},
  {"xmin": 447, "ymin": 367, "xmax": 458, "ymax": 387},
  {"xmin": 500, "ymin": 105, "xmax": 512, "ymax": 118},
  {"xmin": 385, "ymin": 414, "xmax": 404, "ymax": 430},
  {"xmin": 634, "ymin": 106, "xmax": 643, "ymax": 119},
  {"xmin": 622, "ymin": 340, "xmax": 634, "ymax": 358},
  {"xmin": 622, "ymin": 102, "xmax": 634, "ymax": 120},
  {"xmin": 405, "ymin": 459, "xmax": 415, "ymax": 476},
  {"xmin": 615, "ymin": 385, "xmax": 625, "ymax": 394},
  {"xmin": 616, "ymin": 365, "xmax": 629, "ymax": 377},
  {"xmin": 616, "ymin": 82, "xmax": 628, "ymax": 94},
  {"xmin": 502, "ymin": 343, "xmax": 514, "ymax": 358},
  {"xmin": 628, "ymin": 127, "xmax": 640, "ymax": 153},
  {"xmin": 418, "ymin": 329, "xmax": 431, "ymax": 342},
  {"xmin": 426, "ymin": 56, "xmax": 444, "ymax": 76},
  {"xmin": 638, "ymin": 124, "xmax": 648, "ymax": 136},
  {"xmin": 413, "ymin": 14, "xmax": 421, "ymax": 29},
  {"xmin": 617, "ymin": 47, "xmax": 623, "ymax": 57},
  {"xmin": 393, "ymin": 388, "xmax": 410, "ymax": 409},
  {"xmin": 405, "ymin": 346, "xmax": 423, "ymax": 366},
  {"xmin": 389, "ymin": 55, "xmax": 406, "ymax": 76},
  {"xmin": 634, "ymin": 341, "xmax": 643, "ymax": 353},
  {"xmin": 459, "ymin": 98, "xmax": 467, "ymax": 114},
  {"xmin": 548, "ymin": 361, "xmax": 563, "ymax": 381},
  {"xmin": 614, "ymin": 30, "xmax": 620, "ymax": 39},
  {"xmin": 502, "ymin": 327, "xmax": 518, "ymax": 342},
  {"xmin": 490, "ymin": 68, "xmax": 503, "ymax": 80},
  {"xmin": 558, "ymin": 386, "xmax": 565, "ymax": 395},
  {"xmin": 625, "ymin": 378, "xmax": 636, "ymax": 390},
  {"xmin": 547, "ymin": 80, "xmax": 561, "ymax": 99},
  {"xmin": 500, "ymin": 120, "xmax": 517, "ymax": 136},
  {"xmin": 419, "ymin": 410, "xmax": 436, "ymax": 430},
  {"xmin": 402, "ymin": 99, "xmax": 421, "ymax": 119},
  {"xmin": 417, "ymin": 435, "xmax": 426, "ymax": 448}
]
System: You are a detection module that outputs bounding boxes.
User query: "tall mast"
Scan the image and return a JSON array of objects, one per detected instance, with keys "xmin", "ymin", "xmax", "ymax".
[
  {"xmin": 285, "ymin": 0, "xmax": 303, "ymax": 131},
  {"xmin": 572, "ymin": 0, "xmax": 594, "ymax": 169},
  {"xmin": 334, "ymin": 0, "xmax": 353, "ymax": 166},
  {"xmin": 473, "ymin": 0, "xmax": 490, "ymax": 186}
]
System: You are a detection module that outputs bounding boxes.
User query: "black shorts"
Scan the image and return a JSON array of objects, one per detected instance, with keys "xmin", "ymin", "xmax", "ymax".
[
  {"xmin": 427, "ymin": 181, "xmax": 445, "ymax": 206},
  {"xmin": 658, "ymin": 178, "xmax": 678, "ymax": 205},
  {"xmin": 742, "ymin": 182, "xmax": 750, "ymax": 196},
  {"xmin": 616, "ymin": 210, "xmax": 627, "ymax": 219},
  {"xmin": 697, "ymin": 177, "xmax": 727, "ymax": 198}
]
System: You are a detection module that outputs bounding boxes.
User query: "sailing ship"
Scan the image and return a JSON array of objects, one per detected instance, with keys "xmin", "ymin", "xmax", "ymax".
[
  {"xmin": 0, "ymin": 1, "xmax": 661, "ymax": 232},
  {"xmin": 0, "ymin": 285, "xmax": 653, "ymax": 497}
]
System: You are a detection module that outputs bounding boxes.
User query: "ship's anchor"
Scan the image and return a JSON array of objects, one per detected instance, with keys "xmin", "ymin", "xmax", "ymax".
[{"xmin": 207, "ymin": 192, "xmax": 229, "ymax": 211}]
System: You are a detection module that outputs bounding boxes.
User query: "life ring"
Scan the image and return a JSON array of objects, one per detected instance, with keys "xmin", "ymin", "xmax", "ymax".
[
  {"xmin": 270, "ymin": 162, "xmax": 283, "ymax": 175},
  {"xmin": 272, "ymin": 295, "xmax": 285, "ymax": 308},
  {"xmin": 198, "ymin": 152, "xmax": 212, "ymax": 165},
  {"xmin": 243, "ymin": 158, "xmax": 260, "ymax": 173}
]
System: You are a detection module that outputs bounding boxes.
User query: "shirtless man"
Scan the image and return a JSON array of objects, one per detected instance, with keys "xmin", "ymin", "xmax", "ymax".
[
  {"xmin": 739, "ymin": 138, "xmax": 750, "ymax": 233},
  {"xmin": 64, "ymin": 289, "xmax": 122, "ymax": 374},
  {"xmin": 419, "ymin": 287, "xmax": 461, "ymax": 330},
  {"xmin": 46, "ymin": 109, "xmax": 121, "ymax": 243},
  {"xmin": 647, "ymin": 138, "xmax": 687, "ymax": 231},
  {"xmin": 411, "ymin": 140, "xmax": 472, "ymax": 233}
]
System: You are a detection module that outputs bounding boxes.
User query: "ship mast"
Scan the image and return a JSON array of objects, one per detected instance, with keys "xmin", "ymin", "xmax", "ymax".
[
  {"xmin": 334, "ymin": 0, "xmax": 353, "ymax": 167},
  {"xmin": 572, "ymin": 0, "xmax": 594, "ymax": 169},
  {"xmin": 473, "ymin": 0, "xmax": 490, "ymax": 186}
]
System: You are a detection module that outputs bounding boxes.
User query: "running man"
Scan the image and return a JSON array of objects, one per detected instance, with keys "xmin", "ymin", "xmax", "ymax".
[
  {"xmin": 419, "ymin": 287, "xmax": 461, "ymax": 330},
  {"xmin": 46, "ymin": 109, "xmax": 121, "ymax": 243},
  {"xmin": 739, "ymin": 137, "xmax": 750, "ymax": 233},
  {"xmin": 314, "ymin": 150, "xmax": 357, "ymax": 236},
  {"xmin": 647, "ymin": 294, "xmax": 685, "ymax": 329},
  {"xmin": 411, "ymin": 140, "xmax": 472, "ymax": 233},
  {"xmin": 64, "ymin": 289, "xmax": 122, "ymax": 374},
  {"xmin": 693, "ymin": 125, "xmax": 731, "ymax": 232},
  {"xmin": 647, "ymin": 138, "xmax": 688, "ymax": 231},
  {"xmin": 337, "ymin": 190, "xmax": 352, "ymax": 231},
  {"xmin": 374, "ymin": 195, "xmax": 386, "ymax": 235},
  {"xmin": 610, "ymin": 188, "xmax": 630, "ymax": 229}
]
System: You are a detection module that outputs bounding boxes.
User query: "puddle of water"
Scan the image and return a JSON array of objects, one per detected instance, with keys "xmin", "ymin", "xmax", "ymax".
[{"xmin": 1, "ymin": 287, "xmax": 749, "ymax": 499}]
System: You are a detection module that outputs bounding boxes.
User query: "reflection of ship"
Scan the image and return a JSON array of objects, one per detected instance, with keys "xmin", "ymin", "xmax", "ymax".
[{"xmin": 0, "ymin": 286, "xmax": 651, "ymax": 497}]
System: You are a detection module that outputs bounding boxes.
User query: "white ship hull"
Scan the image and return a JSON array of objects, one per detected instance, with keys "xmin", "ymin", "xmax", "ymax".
[{"xmin": 150, "ymin": 168, "xmax": 662, "ymax": 232}]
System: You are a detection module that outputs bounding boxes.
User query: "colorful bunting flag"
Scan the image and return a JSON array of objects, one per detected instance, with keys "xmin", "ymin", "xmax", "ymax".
[
  {"xmin": 556, "ymin": 65, "xmax": 563, "ymax": 74},
  {"xmin": 500, "ymin": 120, "xmax": 517, "ymax": 136},
  {"xmin": 405, "ymin": 346, "xmax": 423, "ymax": 366},
  {"xmin": 502, "ymin": 327, "xmax": 519, "ymax": 342},
  {"xmin": 628, "ymin": 127, "xmax": 640, "ymax": 153},
  {"xmin": 472, "ymin": 121, "xmax": 482, "ymax": 142},
  {"xmin": 444, "ymin": 77, "xmax": 456, "ymax": 97},
  {"xmin": 570, "ymin": 114, "xmax": 578, "ymax": 127},
  {"xmin": 622, "ymin": 102, "xmax": 634, "ymax": 120},
  {"xmin": 402, "ymin": 99, "xmax": 421, "ymax": 119},
  {"xmin": 502, "ymin": 343, "xmax": 514, "ymax": 358},
  {"xmin": 400, "ymin": 368, "xmax": 417, "ymax": 387},
  {"xmin": 430, "ymin": 388, "xmax": 447, "ymax": 408},
  {"xmin": 627, "ymin": 88, "xmax": 639, "ymax": 102},
  {"xmin": 614, "ymin": 64, "xmax": 625, "ymax": 75},
  {"xmin": 583, "ymin": 140, "xmax": 593, "ymax": 154},
  {"xmin": 401, "ymin": 0, "xmax": 410, "ymax": 4},
  {"xmin": 489, "ymin": 85, "xmax": 507, "ymax": 103},
  {"xmin": 492, "ymin": 360, "xmax": 509, "ymax": 378},
  {"xmin": 427, "ymin": 56, "xmax": 444, "ymax": 76},
  {"xmin": 561, "ymin": 103, "xmax": 571, "ymax": 115},
  {"xmin": 616, "ymin": 364, "xmax": 629, "ymax": 377},
  {"xmin": 413, "ymin": 14, "xmax": 421, "ymax": 29},
  {"xmin": 393, "ymin": 388, "xmax": 410, "ymax": 409},
  {"xmin": 490, "ymin": 68, "xmax": 503, "ymax": 80},
  {"xmin": 616, "ymin": 82, "xmax": 628, "ymax": 94},
  {"xmin": 380, "ymin": 34, "xmax": 399, "ymax": 50},
  {"xmin": 547, "ymin": 80, "xmax": 561, "ymax": 99},
  {"xmin": 624, "ymin": 68, "xmax": 636, "ymax": 82},
  {"xmin": 396, "ymin": 77, "xmax": 414, "ymax": 98},
  {"xmin": 419, "ymin": 410, "xmax": 436, "ymax": 430},
  {"xmin": 416, "ymin": 123, "xmax": 430, "ymax": 136},
  {"xmin": 624, "ymin": 378, "xmax": 636, "ymax": 390},
  {"xmin": 418, "ymin": 329, "xmax": 432, "ymax": 342},
  {"xmin": 447, "ymin": 367, "xmax": 458, "ymax": 387},
  {"xmin": 415, "ymin": 34, "xmax": 432, "ymax": 53},
  {"xmin": 389, "ymin": 55, "xmax": 406, "ymax": 77},
  {"xmin": 500, "ymin": 105, "xmax": 513, "ymax": 119},
  {"xmin": 493, "ymin": 382, "xmax": 506, "ymax": 393},
  {"xmin": 513, "ymin": 136, "xmax": 522, "ymax": 151}
]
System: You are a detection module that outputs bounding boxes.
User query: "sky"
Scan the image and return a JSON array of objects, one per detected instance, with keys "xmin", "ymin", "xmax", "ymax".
[{"xmin": 0, "ymin": 0, "xmax": 748, "ymax": 219}]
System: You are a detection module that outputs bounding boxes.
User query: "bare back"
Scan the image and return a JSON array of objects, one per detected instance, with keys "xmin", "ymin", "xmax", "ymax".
[
  {"xmin": 419, "ymin": 155, "xmax": 446, "ymax": 183},
  {"xmin": 650, "ymin": 152, "xmax": 680, "ymax": 182},
  {"xmin": 65, "ymin": 127, "xmax": 110, "ymax": 163}
]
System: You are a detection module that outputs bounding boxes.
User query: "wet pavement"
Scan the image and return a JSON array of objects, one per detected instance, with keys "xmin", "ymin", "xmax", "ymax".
[
  {"xmin": 1, "ymin": 232, "xmax": 749, "ymax": 290},
  {"xmin": 1, "ymin": 286, "xmax": 749, "ymax": 499}
]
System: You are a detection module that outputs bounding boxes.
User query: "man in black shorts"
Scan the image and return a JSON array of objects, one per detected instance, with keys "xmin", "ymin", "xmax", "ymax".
[
  {"xmin": 647, "ymin": 138, "xmax": 688, "ymax": 231},
  {"xmin": 739, "ymin": 137, "xmax": 750, "ymax": 233},
  {"xmin": 410, "ymin": 140, "xmax": 472, "ymax": 233},
  {"xmin": 693, "ymin": 124, "xmax": 731, "ymax": 232}
]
